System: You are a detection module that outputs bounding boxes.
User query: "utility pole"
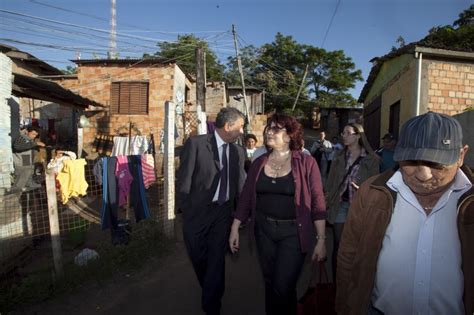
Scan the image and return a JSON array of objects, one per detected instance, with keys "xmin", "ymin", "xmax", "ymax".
[
  {"xmin": 195, "ymin": 46, "xmax": 206, "ymax": 112},
  {"xmin": 108, "ymin": 0, "xmax": 117, "ymax": 59},
  {"xmin": 292, "ymin": 64, "xmax": 309, "ymax": 111},
  {"xmin": 232, "ymin": 24, "xmax": 250, "ymax": 125}
]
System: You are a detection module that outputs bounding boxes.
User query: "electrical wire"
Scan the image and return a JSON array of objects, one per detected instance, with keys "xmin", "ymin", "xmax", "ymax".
[{"xmin": 321, "ymin": 0, "xmax": 341, "ymax": 48}]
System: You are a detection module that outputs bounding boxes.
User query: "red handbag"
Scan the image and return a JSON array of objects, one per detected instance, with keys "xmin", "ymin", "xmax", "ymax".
[{"xmin": 297, "ymin": 261, "xmax": 336, "ymax": 315}]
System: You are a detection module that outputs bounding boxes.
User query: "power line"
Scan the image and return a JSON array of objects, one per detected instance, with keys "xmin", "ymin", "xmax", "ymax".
[{"xmin": 321, "ymin": 0, "xmax": 341, "ymax": 48}]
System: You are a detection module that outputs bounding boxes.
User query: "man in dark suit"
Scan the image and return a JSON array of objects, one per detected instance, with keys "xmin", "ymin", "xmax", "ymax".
[{"xmin": 177, "ymin": 107, "xmax": 246, "ymax": 315}]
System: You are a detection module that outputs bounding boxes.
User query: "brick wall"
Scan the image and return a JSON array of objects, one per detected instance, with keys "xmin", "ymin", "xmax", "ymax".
[
  {"xmin": 55, "ymin": 64, "xmax": 176, "ymax": 160},
  {"xmin": 427, "ymin": 61, "xmax": 474, "ymax": 115},
  {"xmin": 0, "ymin": 53, "xmax": 13, "ymax": 193}
]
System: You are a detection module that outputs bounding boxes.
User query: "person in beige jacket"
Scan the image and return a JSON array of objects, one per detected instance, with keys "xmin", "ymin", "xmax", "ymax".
[{"xmin": 324, "ymin": 123, "xmax": 380, "ymax": 279}]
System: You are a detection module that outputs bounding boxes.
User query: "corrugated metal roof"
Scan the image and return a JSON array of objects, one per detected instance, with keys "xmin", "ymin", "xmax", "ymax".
[
  {"xmin": 0, "ymin": 43, "xmax": 63, "ymax": 75},
  {"xmin": 12, "ymin": 73, "xmax": 103, "ymax": 109}
]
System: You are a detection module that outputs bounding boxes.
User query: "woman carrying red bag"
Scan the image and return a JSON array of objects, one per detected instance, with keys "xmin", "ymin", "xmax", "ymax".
[{"xmin": 229, "ymin": 113, "xmax": 327, "ymax": 315}]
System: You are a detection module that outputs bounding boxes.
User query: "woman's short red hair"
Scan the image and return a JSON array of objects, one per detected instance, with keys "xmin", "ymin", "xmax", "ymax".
[{"xmin": 267, "ymin": 113, "xmax": 304, "ymax": 151}]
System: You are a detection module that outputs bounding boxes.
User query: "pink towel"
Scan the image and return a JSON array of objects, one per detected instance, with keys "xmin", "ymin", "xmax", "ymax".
[{"xmin": 116, "ymin": 156, "xmax": 133, "ymax": 207}]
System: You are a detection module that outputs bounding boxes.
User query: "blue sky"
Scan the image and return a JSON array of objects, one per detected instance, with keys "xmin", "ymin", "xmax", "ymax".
[{"xmin": 0, "ymin": 0, "xmax": 471, "ymax": 99}]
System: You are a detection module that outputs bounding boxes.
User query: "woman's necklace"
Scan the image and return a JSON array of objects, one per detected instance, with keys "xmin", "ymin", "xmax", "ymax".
[{"xmin": 269, "ymin": 154, "xmax": 290, "ymax": 184}]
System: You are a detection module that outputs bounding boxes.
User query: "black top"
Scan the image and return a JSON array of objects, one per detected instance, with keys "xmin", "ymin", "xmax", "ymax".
[{"xmin": 256, "ymin": 171, "xmax": 296, "ymax": 220}]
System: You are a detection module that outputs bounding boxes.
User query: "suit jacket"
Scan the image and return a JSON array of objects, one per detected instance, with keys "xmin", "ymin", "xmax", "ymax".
[{"xmin": 177, "ymin": 133, "xmax": 245, "ymax": 221}]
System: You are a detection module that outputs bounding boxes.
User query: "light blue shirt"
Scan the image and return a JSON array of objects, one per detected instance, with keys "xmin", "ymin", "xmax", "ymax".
[
  {"xmin": 212, "ymin": 131, "xmax": 229, "ymax": 202},
  {"xmin": 372, "ymin": 169, "xmax": 472, "ymax": 315}
]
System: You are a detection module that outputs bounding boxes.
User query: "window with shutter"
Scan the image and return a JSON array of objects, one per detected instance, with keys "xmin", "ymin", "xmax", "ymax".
[{"xmin": 110, "ymin": 81, "xmax": 149, "ymax": 114}]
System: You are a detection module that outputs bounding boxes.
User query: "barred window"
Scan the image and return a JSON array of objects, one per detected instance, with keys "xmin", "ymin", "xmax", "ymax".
[{"xmin": 110, "ymin": 81, "xmax": 149, "ymax": 114}]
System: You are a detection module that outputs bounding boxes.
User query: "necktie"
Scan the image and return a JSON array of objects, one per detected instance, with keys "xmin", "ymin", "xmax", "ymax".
[{"xmin": 217, "ymin": 143, "xmax": 228, "ymax": 205}]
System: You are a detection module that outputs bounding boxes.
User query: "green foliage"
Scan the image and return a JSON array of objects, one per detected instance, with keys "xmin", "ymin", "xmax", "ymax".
[
  {"xmin": 454, "ymin": 4, "xmax": 473, "ymax": 27},
  {"xmin": 418, "ymin": 5, "xmax": 474, "ymax": 51},
  {"xmin": 61, "ymin": 66, "xmax": 77, "ymax": 75},
  {"xmin": 225, "ymin": 33, "xmax": 363, "ymax": 114},
  {"xmin": 149, "ymin": 34, "xmax": 225, "ymax": 81}
]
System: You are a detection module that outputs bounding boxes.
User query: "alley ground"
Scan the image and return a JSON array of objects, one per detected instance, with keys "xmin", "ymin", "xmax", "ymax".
[{"xmin": 13, "ymin": 128, "xmax": 332, "ymax": 315}]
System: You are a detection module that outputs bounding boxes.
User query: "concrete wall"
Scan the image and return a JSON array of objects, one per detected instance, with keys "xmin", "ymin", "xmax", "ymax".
[
  {"xmin": 0, "ymin": 53, "xmax": 13, "ymax": 193},
  {"xmin": 380, "ymin": 58, "xmax": 418, "ymax": 136},
  {"xmin": 454, "ymin": 110, "xmax": 474, "ymax": 169},
  {"xmin": 365, "ymin": 54, "xmax": 413, "ymax": 104}
]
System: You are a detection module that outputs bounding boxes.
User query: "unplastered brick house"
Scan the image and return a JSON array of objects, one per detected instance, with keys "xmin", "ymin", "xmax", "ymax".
[
  {"xmin": 52, "ymin": 58, "xmax": 194, "ymax": 168},
  {"xmin": 359, "ymin": 45, "xmax": 474, "ymax": 149}
]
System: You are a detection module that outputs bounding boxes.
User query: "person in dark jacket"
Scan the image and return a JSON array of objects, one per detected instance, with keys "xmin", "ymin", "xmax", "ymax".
[
  {"xmin": 177, "ymin": 107, "xmax": 246, "ymax": 315},
  {"xmin": 229, "ymin": 113, "xmax": 327, "ymax": 315},
  {"xmin": 336, "ymin": 112, "xmax": 473, "ymax": 315},
  {"xmin": 12, "ymin": 125, "xmax": 45, "ymax": 191}
]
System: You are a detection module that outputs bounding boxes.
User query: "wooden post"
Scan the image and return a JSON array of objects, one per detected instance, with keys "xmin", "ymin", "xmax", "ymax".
[
  {"xmin": 163, "ymin": 101, "xmax": 175, "ymax": 238},
  {"xmin": 45, "ymin": 171, "xmax": 64, "ymax": 279},
  {"xmin": 77, "ymin": 127, "xmax": 83, "ymax": 158},
  {"xmin": 292, "ymin": 64, "xmax": 309, "ymax": 112},
  {"xmin": 232, "ymin": 24, "xmax": 250, "ymax": 125},
  {"xmin": 195, "ymin": 46, "xmax": 206, "ymax": 112}
]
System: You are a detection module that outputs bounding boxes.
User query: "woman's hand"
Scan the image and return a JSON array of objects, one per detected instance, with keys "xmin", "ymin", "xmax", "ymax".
[
  {"xmin": 229, "ymin": 229, "xmax": 240, "ymax": 254},
  {"xmin": 311, "ymin": 240, "xmax": 327, "ymax": 262},
  {"xmin": 229, "ymin": 219, "xmax": 242, "ymax": 254}
]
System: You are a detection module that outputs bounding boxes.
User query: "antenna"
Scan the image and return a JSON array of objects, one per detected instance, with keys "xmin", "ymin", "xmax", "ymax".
[{"xmin": 108, "ymin": 0, "xmax": 117, "ymax": 59}]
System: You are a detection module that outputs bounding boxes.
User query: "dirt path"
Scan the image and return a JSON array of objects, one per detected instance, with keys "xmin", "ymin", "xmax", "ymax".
[
  {"xmin": 14, "ymin": 129, "xmax": 332, "ymax": 315},
  {"xmin": 15, "ymin": 223, "xmax": 265, "ymax": 315}
]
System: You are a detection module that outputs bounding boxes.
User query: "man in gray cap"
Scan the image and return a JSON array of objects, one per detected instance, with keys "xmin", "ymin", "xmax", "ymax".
[{"xmin": 335, "ymin": 112, "xmax": 473, "ymax": 315}]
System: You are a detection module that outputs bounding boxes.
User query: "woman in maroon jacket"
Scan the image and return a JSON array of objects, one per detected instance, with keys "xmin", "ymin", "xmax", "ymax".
[{"xmin": 229, "ymin": 114, "xmax": 327, "ymax": 315}]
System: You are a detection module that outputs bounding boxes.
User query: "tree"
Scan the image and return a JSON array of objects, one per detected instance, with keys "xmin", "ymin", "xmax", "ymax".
[
  {"xmin": 419, "ymin": 5, "xmax": 474, "ymax": 51},
  {"xmin": 390, "ymin": 35, "xmax": 406, "ymax": 52},
  {"xmin": 224, "ymin": 33, "xmax": 363, "ymax": 113},
  {"xmin": 146, "ymin": 34, "xmax": 225, "ymax": 81},
  {"xmin": 454, "ymin": 4, "xmax": 473, "ymax": 27},
  {"xmin": 225, "ymin": 45, "xmax": 260, "ymax": 86},
  {"xmin": 62, "ymin": 66, "xmax": 77, "ymax": 74}
]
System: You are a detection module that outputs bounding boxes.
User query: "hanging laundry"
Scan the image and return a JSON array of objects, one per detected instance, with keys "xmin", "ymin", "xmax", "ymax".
[
  {"xmin": 141, "ymin": 154, "xmax": 156, "ymax": 189},
  {"xmin": 104, "ymin": 136, "xmax": 114, "ymax": 156},
  {"xmin": 96, "ymin": 135, "xmax": 106, "ymax": 154},
  {"xmin": 127, "ymin": 155, "xmax": 151, "ymax": 222},
  {"xmin": 111, "ymin": 136, "xmax": 149, "ymax": 156},
  {"xmin": 56, "ymin": 159, "xmax": 88, "ymax": 204},
  {"xmin": 147, "ymin": 133, "xmax": 156, "ymax": 156},
  {"xmin": 93, "ymin": 158, "xmax": 103, "ymax": 185},
  {"xmin": 100, "ymin": 155, "xmax": 150, "ymax": 231},
  {"xmin": 47, "ymin": 150, "xmax": 77, "ymax": 174},
  {"xmin": 116, "ymin": 155, "xmax": 133, "ymax": 207},
  {"xmin": 100, "ymin": 156, "xmax": 119, "ymax": 231}
]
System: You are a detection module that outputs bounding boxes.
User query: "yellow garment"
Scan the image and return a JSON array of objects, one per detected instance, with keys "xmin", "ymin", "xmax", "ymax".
[{"xmin": 56, "ymin": 159, "xmax": 88, "ymax": 204}]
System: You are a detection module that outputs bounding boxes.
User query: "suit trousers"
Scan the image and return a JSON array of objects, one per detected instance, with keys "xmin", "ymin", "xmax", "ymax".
[
  {"xmin": 255, "ymin": 212, "xmax": 306, "ymax": 315},
  {"xmin": 182, "ymin": 201, "xmax": 232, "ymax": 315}
]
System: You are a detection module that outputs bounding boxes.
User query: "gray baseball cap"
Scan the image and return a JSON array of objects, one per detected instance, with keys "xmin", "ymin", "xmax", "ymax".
[{"xmin": 394, "ymin": 111, "xmax": 463, "ymax": 165}]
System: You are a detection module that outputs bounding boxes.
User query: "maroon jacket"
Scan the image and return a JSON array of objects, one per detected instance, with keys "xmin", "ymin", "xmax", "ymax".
[{"xmin": 233, "ymin": 150, "xmax": 327, "ymax": 253}]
